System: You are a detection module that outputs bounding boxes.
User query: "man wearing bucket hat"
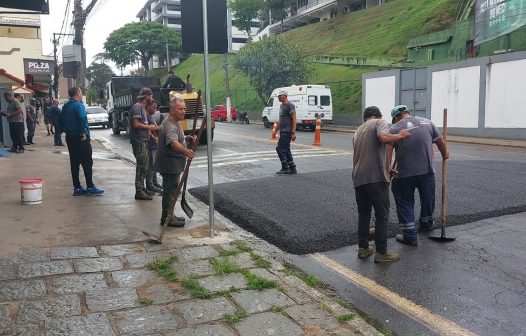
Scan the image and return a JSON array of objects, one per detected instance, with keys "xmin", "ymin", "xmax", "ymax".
[
  {"xmin": 389, "ymin": 105, "xmax": 448, "ymax": 246},
  {"xmin": 272, "ymin": 89, "xmax": 297, "ymax": 175},
  {"xmin": 61, "ymin": 87, "xmax": 104, "ymax": 196},
  {"xmin": 130, "ymin": 87, "xmax": 159, "ymax": 200}
]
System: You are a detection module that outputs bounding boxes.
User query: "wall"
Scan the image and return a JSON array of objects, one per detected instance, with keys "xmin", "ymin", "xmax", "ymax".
[{"xmin": 362, "ymin": 51, "xmax": 526, "ymax": 140}]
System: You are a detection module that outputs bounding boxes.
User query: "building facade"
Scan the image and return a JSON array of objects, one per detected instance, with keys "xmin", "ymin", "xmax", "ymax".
[{"xmin": 267, "ymin": 0, "xmax": 391, "ymax": 35}]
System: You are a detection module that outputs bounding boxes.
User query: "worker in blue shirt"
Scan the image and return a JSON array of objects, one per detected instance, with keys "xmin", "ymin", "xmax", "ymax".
[{"xmin": 60, "ymin": 87, "xmax": 104, "ymax": 196}]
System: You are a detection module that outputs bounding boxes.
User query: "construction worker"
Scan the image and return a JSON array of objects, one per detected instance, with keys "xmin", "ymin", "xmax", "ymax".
[{"xmin": 273, "ymin": 89, "xmax": 297, "ymax": 175}]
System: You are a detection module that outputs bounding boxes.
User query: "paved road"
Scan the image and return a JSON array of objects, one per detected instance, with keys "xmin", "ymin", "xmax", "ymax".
[{"xmin": 92, "ymin": 122, "xmax": 526, "ymax": 336}]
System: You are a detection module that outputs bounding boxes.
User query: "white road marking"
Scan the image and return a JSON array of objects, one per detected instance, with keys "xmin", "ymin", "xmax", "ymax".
[
  {"xmin": 194, "ymin": 152, "xmax": 347, "ymax": 168},
  {"xmin": 311, "ymin": 253, "xmax": 477, "ymax": 336},
  {"xmin": 193, "ymin": 149, "xmax": 344, "ymax": 164}
]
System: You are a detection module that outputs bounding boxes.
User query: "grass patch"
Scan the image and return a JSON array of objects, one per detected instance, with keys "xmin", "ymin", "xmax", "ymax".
[
  {"xmin": 210, "ymin": 257, "xmax": 241, "ymax": 275},
  {"xmin": 331, "ymin": 296, "xmax": 350, "ymax": 309},
  {"xmin": 271, "ymin": 305, "xmax": 284, "ymax": 313},
  {"xmin": 249, "ymin": 252, "xmax": 271, "ymax": 269},
  {"xmin": 138, "ymin": 298, "xmax": 153, "ymax": 306},
  {"xmin": 147, "ymin": 256, "xmax": 178, "ymax": 282},
  {"xmin": 377, "ymin": 325, "xmax": 393, "ymax": 336},
  {"xmin": 219, "ymin": 248, "xmax": 240, "ymax": 257},
  {"xmin": 337, "ymin": 312, "xmax": 358, "ymax": 323},
  {"xmin": 243, "ymin": 270, "xmax": 277, "ymax": 290},
  {"xmin": 180, "ymin": 278, "xmax": 214, "ymax": 299},
  {"xmin": 298, "ymin": 274, "xmax": 321, "ymax": 288},
  {"xmin": 222, "ymin": 309, "xmax": 248, "ymax": 324},
  {"xmin": 233, "ymin": 241, "xmax": 252, "ymax": 253}
]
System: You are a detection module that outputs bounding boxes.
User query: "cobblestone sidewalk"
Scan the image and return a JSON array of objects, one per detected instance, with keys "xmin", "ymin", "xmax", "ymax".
[{"xmin": 0, "ymin": 239, "xmax": 381, "ymax": 336}]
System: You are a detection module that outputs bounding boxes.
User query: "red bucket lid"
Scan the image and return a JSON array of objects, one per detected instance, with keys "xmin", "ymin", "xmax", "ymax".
[{"xmin": 19, "ymin": 178, "xmax": 43, "ymax": 184}]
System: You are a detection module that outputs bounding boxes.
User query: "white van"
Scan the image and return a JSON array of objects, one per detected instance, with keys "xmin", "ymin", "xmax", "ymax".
[{"xmin": 261, "ymin": 85, "xmax": 333, "ymax": 131}]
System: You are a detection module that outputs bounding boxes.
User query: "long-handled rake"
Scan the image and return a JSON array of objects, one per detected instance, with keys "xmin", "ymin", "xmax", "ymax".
[
  {"xmin": 143, "ymin": 92, "xmax": 206, "ymax": 244},
  {"xmin": 429, "ymin": 109, "xmax": 455, "ymax": 243}
]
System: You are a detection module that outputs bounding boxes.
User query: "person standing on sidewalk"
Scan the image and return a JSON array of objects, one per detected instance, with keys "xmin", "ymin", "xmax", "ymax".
[
  {"xmin": 389, "ymin": 105, "xmax": 449, "ymax": 246},
  {"xmin": 272, "ymin": 89, "xmax": 297, "ymax": 175},
  {"xmin": 1, "ymin": 91, "xmax": 25, "ymax": 153},
  {"xmin": 26, "ymin": 98, "xmax": 38, "ymax": 145},
  {"xmin": 145, "ymin": 99, "xmax": 163, "ymax": 193},
  {"xmin": 353, "ymin": 106, "xmax": 410, "ymax": 263},
  {"xmin": 50, "ymin": 99, "xmax": 64, "ymax": 146},
  {"xmin": 130, "ymin": 88, "xmax": 158, "ymax": 201},
  {"xmin": 61, "ymin": 87, "xmax": 104, "ymax": 196},
  {"xmin": 43, "ymin": 97, "xmax": 54, "ymax": 136},
  {"xmin": 155, "ymin": 96, "xmax": 195, "ymax": 227}
]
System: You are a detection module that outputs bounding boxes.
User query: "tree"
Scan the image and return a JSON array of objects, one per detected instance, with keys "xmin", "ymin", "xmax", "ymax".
[
  {"xmin": 86, "ymin": 62, "xmax": 114, "ymax": 105},
  {"xmin": 234, "ymin": 35, "xmax": 312, "ymax": 104},
  {"xmin": 230, "ymin": 0, "xmax": 264, "ymax": 38},
  {"xmin": 103, "ymin": 21, "xmax": 181, "ymax": 71}
]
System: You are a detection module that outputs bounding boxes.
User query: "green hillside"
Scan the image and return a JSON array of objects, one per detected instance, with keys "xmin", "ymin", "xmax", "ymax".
[{"xmin": 155, "ymin": 0, "xmax": 459, "ymax": 115}]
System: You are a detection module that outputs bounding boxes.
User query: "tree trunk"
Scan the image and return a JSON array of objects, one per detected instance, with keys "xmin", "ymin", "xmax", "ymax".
[{"xmin": 142, "ymin": 57, "xmax": 150, "ymax": 72}]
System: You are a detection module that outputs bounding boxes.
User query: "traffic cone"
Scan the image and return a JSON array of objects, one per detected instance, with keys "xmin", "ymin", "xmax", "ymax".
[
  {"xmin": 271, "ymin": 122, "xmax": 278, "ymax": 141},
  {"xmin": 313, "ymin": 117, "xmax": 322, "ymax": 146}
]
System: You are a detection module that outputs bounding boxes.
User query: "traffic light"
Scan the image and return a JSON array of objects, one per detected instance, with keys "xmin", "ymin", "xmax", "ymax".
[{"xmin": 181, "ymin": 0, "xmax": 228, "ymax": 54}]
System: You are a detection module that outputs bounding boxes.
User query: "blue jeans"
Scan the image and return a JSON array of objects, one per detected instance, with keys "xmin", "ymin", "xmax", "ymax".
[
  {"xmin": 391, "ymin": 173, "xmax": 436, "ymax": 240},
  {"xmin": 276, "ymin": 131, "xmax": 295, "ymax": 169},
  {"xmin": 53, "ymin": 124, "xmax": 63, "ymax": 145}
]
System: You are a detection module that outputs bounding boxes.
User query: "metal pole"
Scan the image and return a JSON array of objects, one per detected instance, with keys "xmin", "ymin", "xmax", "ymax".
[
  {"xmin": 202, "ymin": 0, "xmax": 215, "ymax": 238},
  {"xmin": 53, "ymin": 33, "xmax": 59, "ymax": 99},
  {"xmin": 224, "ymin": 54, "xmax": 231, "ymax": 122},
  {"xmin": 166, "ymin": 42, "xmax": 170, "ymax": 72}
]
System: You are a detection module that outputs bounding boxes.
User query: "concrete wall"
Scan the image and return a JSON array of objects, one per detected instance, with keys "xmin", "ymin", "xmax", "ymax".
[{"xmin": 363, "ymin": 51, "xmax": 526, "ymax": 140}]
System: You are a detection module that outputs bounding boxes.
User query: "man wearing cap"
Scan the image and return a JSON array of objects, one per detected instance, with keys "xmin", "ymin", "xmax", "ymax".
[
  {"xmin": 1, "ymin": 91, "xmax": 25, "ymax": 153},
  {"xmin": 272, "ymin": 89, "xmax": 297, "ymax": 174},
  {"xmin": 130, "ymin": 87, "xmax": 158, "ymax": 200},
  {"xmin": 353, "ymin": 106, "xmax": 410, "ymax": 263},
  {"xmin": 389, "ymin": 105, "xmax": 449, "ymax": 246}
]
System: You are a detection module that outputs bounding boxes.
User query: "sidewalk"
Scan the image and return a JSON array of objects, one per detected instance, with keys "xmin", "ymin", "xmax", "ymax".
[{"xmin": 0, "ymin": 127, "xmax": 381, "ymax": 335}]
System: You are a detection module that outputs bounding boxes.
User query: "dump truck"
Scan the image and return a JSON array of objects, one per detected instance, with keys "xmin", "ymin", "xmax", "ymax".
[{"xmin": 105, "ymin": 76, "xmax": 214, "ymax": 144}]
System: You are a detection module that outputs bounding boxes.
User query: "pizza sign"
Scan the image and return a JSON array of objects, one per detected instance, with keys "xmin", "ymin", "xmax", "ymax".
[{"xmin": 23, "ymin": 59, "xmax": 54, "ymax": 75}]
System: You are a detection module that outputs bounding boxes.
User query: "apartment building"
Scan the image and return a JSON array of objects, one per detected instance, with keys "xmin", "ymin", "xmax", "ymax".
[{"xmin": 268, "ymin": 0, "xmax": 391, "ymax": 35}]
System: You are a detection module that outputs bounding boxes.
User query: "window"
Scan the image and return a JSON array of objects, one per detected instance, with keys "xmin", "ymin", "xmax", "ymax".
[
  {"xmin": 266, "ymin": 98, "xmax": 274, "ymax": 107},
  {"xmin": 308, "ymin": 95, "xmax": 317, "ymax": 106},
  {"xmin": 320, "ymin": 95, "xmax": 330, "ymax": 106},
  {"xmin": 167, "ymin": 4, "xmax": 181, "ymax": 11},
  {"xmin": 168, "ymin": 18, "xmax": 181, "ymax": 25}
]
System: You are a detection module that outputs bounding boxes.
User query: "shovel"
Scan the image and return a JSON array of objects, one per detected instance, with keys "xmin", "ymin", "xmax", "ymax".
[
  {"xmin": 429, "ymin": 109, "xmax": 455, "ymax": 243},
  {"xmin": 180, "ymin": 92, "xmax": 201, "ymax": 219},
  {"xmin": 143, "ymin": 93, "xmax": 207, "ymax": 244}
]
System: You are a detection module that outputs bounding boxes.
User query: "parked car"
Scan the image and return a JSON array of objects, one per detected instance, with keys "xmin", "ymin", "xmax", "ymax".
[
  {"xmin": 211, "ymin": 104, "xmax": 237, "ymax": 121},
  {"xmin": 86, "ymin": 106, "xmax": 109, "ymax": 128}
]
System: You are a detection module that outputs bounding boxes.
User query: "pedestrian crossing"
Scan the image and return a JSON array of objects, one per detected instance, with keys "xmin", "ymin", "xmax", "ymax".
[{"xmin": 192, "ymin": 148, "xmax": 351, "ymax": 169}]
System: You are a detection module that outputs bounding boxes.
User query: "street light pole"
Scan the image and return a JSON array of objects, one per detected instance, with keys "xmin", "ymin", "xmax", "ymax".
[
  {"xmin": 202, "ymin": 0, "xmax": 215, "ymax": 238},
  {"xmin": 53, "ymin": 32, "xmax": 75, "ymax": 99}
]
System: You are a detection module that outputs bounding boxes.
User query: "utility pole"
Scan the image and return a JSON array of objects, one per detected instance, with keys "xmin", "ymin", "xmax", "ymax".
[
  {"xmin": 72, "ymin": 0, "xmax": 98, "ymax": 92},
  {"xmin": 224, "ymin": 53, "xmax": 231, "ymax": 122},
  {"xmin": 166, "ymin": 42, "xmax": 170, "ymax": 72}
]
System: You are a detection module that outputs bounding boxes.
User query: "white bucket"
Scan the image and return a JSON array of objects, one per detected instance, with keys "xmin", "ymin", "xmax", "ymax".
[{"xmin": 19, "ymin": 178, "xmax": 43, "ymax": 205}]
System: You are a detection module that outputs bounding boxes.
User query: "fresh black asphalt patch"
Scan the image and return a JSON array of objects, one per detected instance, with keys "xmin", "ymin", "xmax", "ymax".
[{"xmin": 189, "ymin": 160, "xmax": 526, "ymax": 254}]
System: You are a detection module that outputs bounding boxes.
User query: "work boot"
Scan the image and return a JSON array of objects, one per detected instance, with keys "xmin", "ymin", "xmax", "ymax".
[
  {"xmin": 147, "ymin": 185, "xmax": 162, "ymax": 193},
  {"xmin": 289, "ymin": 167, "xmax": 297, "ymax": 174},
  {"xmin": 276, "ymin": 168, "xmax": 290, "ymax": 175},
  {"xmin": 161, "ymin": 217, "xmax": 185, "ymax": 228},
  {"xmin": 395, "ymin": 234, "xmax": 418, "ymax": 246},
  {"xmin": 143, "ymin": 189, "xmax": 155, "ymax": 196},
  {"xmin": 153, "ymin": 182, "xmax": 163, "ymax": 190},
  {"xmin": 374, "ymin": 251, "xmax": 400, "ymax": 263},
  {"xmin": 358, "ymin": 246, "xmax": 375, "ymax": 259},
  {"xmin": 135, "ymin": 190, "xmax": 153, "ymax": 200}
]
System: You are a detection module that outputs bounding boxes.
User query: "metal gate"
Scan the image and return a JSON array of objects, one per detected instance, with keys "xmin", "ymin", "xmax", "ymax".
[{"xmin": 399, "ymin": 68, "xmax": 428, "ymax": 118}]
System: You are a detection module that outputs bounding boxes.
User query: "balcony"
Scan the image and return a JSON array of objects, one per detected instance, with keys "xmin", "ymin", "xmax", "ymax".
[{"xmin": 269, "ymin": 0, "xmax": 336, "ymax": 34}]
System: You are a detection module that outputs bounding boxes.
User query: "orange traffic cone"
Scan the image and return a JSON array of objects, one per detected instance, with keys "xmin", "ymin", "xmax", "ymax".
[
  {"xmin": 312, "ymin": 117, "xmax": 322, "ymax": 146},
  {"xmin": 271, "ymin": 122, "xmax": 279, "ymax": 141}
]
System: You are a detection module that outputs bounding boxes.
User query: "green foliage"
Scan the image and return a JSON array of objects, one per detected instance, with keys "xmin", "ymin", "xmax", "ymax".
[
  {"xmin": 181, "ymin": 278, "xmax": 214, "ymax": 299},
  {"xmin": 242, "ymin": 270, "xmax": 277, "ymax": 290},
  {"xmin": 222, "ymin": 309, "xmax": 248, "ymax": 324},
  {"xmin": 230, "ymin": 0, "xmax": 264, "ymax": 37},
  {"xmin": 233, "ymin": 241, "xmax": 252, "ymax": 253},
  {"xmin": 271, "ymin": 305, "xmax": 284, "ymax": 313},
  {"xmin": 147, "ymin": 256, "xmax": 178, "ymax": 282},
  {"xmin": 234, "ymin": 34, "xmax": 312, "ymax": 103},
  {"xmin": 219, "ymin": 248, "xmax": 241, "ymax": 257},
  {"xmin": 104, "ymin": 21, "xmax": 181, "ymax": 71},
  {"xmin": 250, "ymin": 253, "xmax": 271, "ymax": 269},
  {"xmin": 138, "ymin": 298, "xmax": 153, "ymax": 305},
  {"xmin": 210, "ymin": 257, "xmax": 242, "ymax": 275},
  {"xmin": 85, "ymin": 62, "xmax": 114, "ymax": 105},
  {"xmin": 337, "ymin": 313, "xmax": 358, "ymax": 323}
]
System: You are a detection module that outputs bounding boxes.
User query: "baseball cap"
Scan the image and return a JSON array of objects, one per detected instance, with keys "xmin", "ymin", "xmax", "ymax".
[
  {"xmin": 391, "ymin": 105, "xmax": 408, "ymax": 117},
  {"xmin": 137, "ymin": 87, "xmax": 153, "ymax": 99},
  {"xmin": 277, "ymin": 89, "xmax": 288, "ymax": 96}
]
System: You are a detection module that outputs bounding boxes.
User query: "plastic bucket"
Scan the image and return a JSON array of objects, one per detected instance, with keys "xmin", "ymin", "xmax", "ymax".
[{"xmin": 19, "ymin": 178, "xmax": 43, "ymax": 205}]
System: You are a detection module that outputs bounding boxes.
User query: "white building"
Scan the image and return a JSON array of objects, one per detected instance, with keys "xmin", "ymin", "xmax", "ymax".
[
  {"xmin": 267, "ymin": 0, "xmax": 391, "ymax": 35},
  {"xmin": 137, "ymin": 0, "xmax": 257, "ymax": 70}
]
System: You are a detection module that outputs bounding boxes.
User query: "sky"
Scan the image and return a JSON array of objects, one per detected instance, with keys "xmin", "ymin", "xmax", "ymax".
[{"xmin": 40, "ymin": 0, "xmax": 145, "ymax": 72}]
